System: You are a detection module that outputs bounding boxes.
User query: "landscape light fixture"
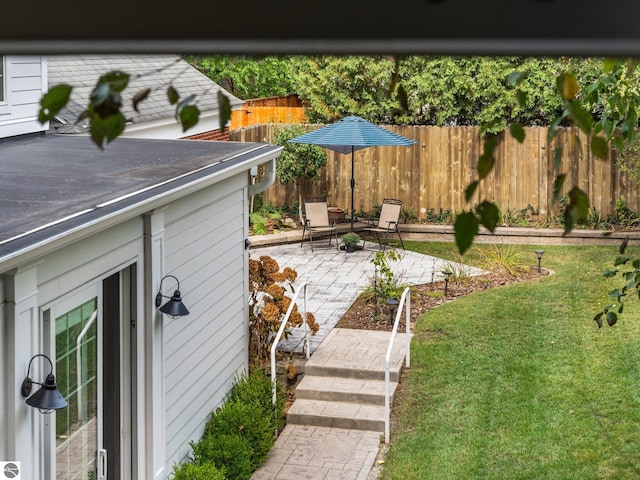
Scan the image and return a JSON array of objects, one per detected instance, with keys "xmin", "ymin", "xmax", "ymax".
[
  {"xmin": 442, "ymin": 270, "xmax": 453, "ymax": 296},
  {"xmin": 534, "ymin": 250, "xmax": 545, "ymax": 273},
  {"xmin": 21, "ymin": 354, "xmax": 68, "ymax": 414},
  {"xmin": 156, "ymin": 274, "xmax": 190, "ymax": 319},
  {"xmin": 386, "ymin": 298, "xmax": 400, "ymax": 323}
]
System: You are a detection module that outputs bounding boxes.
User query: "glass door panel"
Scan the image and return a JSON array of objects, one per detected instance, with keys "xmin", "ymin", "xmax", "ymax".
[{"xmin": 53, "ymin": 297, "xmax": 101, "ymax": 480}]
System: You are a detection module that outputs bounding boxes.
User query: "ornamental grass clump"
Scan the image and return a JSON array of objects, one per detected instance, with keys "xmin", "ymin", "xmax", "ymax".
[{"xmin": 248, "ymin": 255, "xmax": 319, "ymax": 363}]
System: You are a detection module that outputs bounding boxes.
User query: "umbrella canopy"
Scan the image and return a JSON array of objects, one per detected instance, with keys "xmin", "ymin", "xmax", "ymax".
[{"xmin": 288, "ymin": 116, "xmax": 416, "ymax": 229}]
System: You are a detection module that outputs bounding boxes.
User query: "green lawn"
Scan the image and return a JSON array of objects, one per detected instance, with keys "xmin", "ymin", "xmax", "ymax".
[{"xmin": 381, "ymin": 242, "xmax": 640, "ymax": 480}]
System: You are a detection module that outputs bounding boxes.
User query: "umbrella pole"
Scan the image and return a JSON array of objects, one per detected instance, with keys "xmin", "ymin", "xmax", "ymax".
[{"xmin": 350, "ymin": 147, "xmax": 355, "ymax": 231}]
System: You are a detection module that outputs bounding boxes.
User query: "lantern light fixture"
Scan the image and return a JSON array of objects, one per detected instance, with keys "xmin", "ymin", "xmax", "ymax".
[
  {"xmin": 534, "ymin": 250, "xmax": 545, "ymax": 273},
  {"xmin": 155, "ymin": 274, "xmax": 190, "ymax": 319},
  {"xmin": 21, "ymin": 354, "xmax": 68, "ymax": 414}
]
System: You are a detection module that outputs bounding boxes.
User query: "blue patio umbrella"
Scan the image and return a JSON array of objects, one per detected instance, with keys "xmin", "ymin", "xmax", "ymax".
[{"xmin": 288, "ymin": 115, "xmax": 416, "ymax": 230}]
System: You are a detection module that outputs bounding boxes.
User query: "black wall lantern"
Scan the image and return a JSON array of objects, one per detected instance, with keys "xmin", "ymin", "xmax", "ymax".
[
  {"xmin": 21, "ymin": 354, "xmax": 68, "ymax": 414},
  {"xmin": 156, "ymin": 274, "xmax": 190, "ymax": 319}
]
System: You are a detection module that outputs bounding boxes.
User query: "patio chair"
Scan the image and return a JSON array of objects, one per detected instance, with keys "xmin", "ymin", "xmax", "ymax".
[
  {"xmin": 300, "ymin": 197, "xmax": 339, "ymax": 252},
  {"xmin": 362, "ymin": 198, "xmax": 405, "ymax": 251}
]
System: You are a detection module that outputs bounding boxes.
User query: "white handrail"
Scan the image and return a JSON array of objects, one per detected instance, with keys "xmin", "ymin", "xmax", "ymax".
[
  {"xmin": 271, "ymin": 282, "xmax": 309, "ymax": 405},
  {"xmin": 385, "ymin": 286, "xmax": 411, "ymax": 443}
]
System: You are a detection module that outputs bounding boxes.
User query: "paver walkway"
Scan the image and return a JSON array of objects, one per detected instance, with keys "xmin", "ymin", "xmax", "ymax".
[
  {"xmin": 249, "ymin": 238, "xmax": 484, "ymax": 480},
  {"xmin": 250, "ymin": 240, "xmax": 484, "ymax": 354}
]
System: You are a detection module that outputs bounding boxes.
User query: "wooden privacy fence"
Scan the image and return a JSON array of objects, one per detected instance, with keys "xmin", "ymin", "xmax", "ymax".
[{"xmin": 230, "ymin": 124, "xmax": 640, "ymax": 218}]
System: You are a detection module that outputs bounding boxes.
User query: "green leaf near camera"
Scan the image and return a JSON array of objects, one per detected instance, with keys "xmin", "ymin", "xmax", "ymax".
[{"xmin": 39, "ymin": 84, "xmax": 73, "ymax": 123}]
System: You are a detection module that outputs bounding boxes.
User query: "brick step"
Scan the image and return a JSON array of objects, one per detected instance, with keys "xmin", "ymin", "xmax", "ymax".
[
  {"xmin": 286, "ymin": 398, "xmax": 386, "ymax": 432},
  {"xmin": 295, "ymin": 375, "xmax": 397, "ymax": 406}
]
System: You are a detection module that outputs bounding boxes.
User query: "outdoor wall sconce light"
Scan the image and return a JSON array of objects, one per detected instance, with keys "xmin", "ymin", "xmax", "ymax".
[
  {"xmin": 21, "ymin": 354, "xmax": 68, "ymax": 414},
  {"xmin": 386, "ymin": 298, "xmax": 400, "ymax": 323},
  {"xmin": 156, "ymin": 274, "xmax": 190, "ymax": 319},
  {"xmin": 442, "ymin": 270, "xmax": 453, "ymax": 296},
  {"xmin": 534, "ymin": 250, "xmax": 545, "ymax": 273}
]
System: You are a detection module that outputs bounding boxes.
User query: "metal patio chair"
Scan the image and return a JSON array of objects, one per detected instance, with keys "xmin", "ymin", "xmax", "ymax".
[
  {"xmin": 300, "ymin": 197, "xmax": 339, "ymax": 252},
  {"xmin": 362, "ymin": 198, "xmax": 405, "ymax": 251}
]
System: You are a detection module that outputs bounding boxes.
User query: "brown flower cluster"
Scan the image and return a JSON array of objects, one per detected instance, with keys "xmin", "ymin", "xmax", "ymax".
[{"xmin": 249, "ymin": 255, "xmax": 317, "ymax": 363}]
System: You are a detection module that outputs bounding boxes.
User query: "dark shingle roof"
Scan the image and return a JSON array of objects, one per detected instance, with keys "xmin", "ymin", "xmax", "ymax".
[{"xmin": 47, "ymin": 54, "xmax": 242, "ymax": 131}]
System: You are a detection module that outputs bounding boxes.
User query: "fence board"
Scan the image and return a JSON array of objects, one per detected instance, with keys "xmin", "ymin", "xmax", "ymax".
[{"xmin": 231, "ymin": 124, "xmax": 640, "ymax": 218}]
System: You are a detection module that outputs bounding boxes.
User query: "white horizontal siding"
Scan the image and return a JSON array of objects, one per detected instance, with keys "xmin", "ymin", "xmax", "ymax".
[
  {"xmin": 162, "ymin": 179, "xmax": 249, "ymax": 468},
  {"xmin": 0, "ymin": 55, "xmax": 47, "ymax": 138}
]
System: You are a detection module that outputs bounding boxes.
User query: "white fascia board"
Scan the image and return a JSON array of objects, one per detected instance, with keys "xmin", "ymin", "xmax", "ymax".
[{"xmin": 120, "ymin": 109, "xmax": 237, "ymax": 140}]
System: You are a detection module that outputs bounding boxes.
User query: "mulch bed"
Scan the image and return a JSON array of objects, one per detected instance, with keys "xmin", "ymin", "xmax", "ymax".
[{"xmin": 334, "ymin": 267, "xmax": 549, "ymax": 332}]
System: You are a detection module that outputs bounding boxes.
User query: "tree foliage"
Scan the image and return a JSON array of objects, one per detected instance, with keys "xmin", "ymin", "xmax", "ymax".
[
  {"xmin": 186, "ymin": 55, "xmax": 296, "ymax": 100},
  {"xmin": 272, "ymin": 124, "xmax": 327, "ymax": 185}
]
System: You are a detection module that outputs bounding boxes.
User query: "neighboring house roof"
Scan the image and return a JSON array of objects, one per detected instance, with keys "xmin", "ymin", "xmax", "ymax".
[
  {"xmin": 0, "ymin": 133, "xmax": 281, "ymax": 270},
  {"xmin": 47, "ymin": 54, "xmax": 243, "ymax": 135}
]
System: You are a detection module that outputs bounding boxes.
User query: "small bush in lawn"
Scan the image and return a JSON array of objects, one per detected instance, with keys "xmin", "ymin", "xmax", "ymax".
[
  {"xmin": 191, "ymin": 433, "xmax": 254, "ymax": 480},
  {"xmin": 171, "ymin": 460, "xmax": 225, "ymax": 480}
]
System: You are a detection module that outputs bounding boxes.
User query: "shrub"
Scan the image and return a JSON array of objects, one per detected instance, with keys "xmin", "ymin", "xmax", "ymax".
[
  {"xmin": 248, "ymin": 255, "xmax": 319, "ymax": 363},
  {"xmin": 176, "ymin": 367, "xmax": 285, "ymax": 480},
  {"xmin": 191, "ymin": 433, "xmax": 254, "ymax": 480},
  {"xmin": 203, "ymin": 398, "xmax": 276, "ymax": 468},
  {"xmin": 170, "ymin": 460, "xmax": 225, "ymax": 480}
]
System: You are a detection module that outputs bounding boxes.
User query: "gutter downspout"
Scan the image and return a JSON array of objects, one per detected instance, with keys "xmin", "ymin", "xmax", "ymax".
[{"xmin": 248, "ymin": 157, "xmax": 276, "ymax": 197}]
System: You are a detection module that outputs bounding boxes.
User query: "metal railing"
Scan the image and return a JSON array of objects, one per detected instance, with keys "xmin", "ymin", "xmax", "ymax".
[
  {"xmin": 271, "ymin": 282, "xmax": 309, "ymax": 405},
  {"xmin": 385, "ymin": 286, "xmax": 411, "ymax": 443}
]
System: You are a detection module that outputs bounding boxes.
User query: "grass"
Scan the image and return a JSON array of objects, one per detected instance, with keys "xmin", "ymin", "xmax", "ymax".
[{"xmin": 381, "ymin": 241, "xmax": 640, "ymax": 480}]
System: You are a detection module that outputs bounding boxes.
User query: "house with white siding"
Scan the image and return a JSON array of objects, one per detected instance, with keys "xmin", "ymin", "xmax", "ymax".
[{"xmin": 0, "ymin": 55, "xmax": 281, "ymax": 479}]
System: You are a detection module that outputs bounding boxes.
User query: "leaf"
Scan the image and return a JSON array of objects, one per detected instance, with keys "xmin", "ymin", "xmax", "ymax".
[
  {"xmin": 465, "ymin": 181, "xmax": 478, "ymax": 202},
  {"xmin": 454, "ymin": 212, "xmax": 479, "ymax": 255},
  {"xmin": 553, "ymin": 147, "xmax": 563, "ymax": 170},
  {"xmin": 593, "ymin": 312, "xmax": 603, "ymax": 328},
  {"xmin": 476, "ymin": 201, "xmax": 499, "ymax": 232},
  {"xmin": 97, "ymin": 71, "xmax": 129, "ymax": 92},
  {"xmin": 218, "ymin": 90, "xmax": 231, "ymax": 131},
  {"xmin": 614, "ymin": 255, "xmax": 629, "ymax": 266},
  {"xmin": 564, "ymin": 186, "xmax": 590, "ymax": 233},
  {"xmin": 590, "ymin": 136, "xmax": 609, "ymax": 160},
  {"xmin": 477, "ymin": 153, "xmax": 494, "ymax": 179},
  {"xmin": 39, "ymin": 84, "xmax": 73, "ymax": 123},
  {"xmin": 509, "ymin": 124, "xmax": 525, "ymax": 143},
  {"xmin": 506, "ymin": 71, "xmax": 525, "ymax": 86},
  {"xmin": 132, "ymin": 88, "xmax": 151, "ymax": 113},
  {"xmin": 567, "ymin": 100, "xmax": 593, "ymax": 135},
  {"xmin": 397, "ymin": 84, "xmax": 409, "ymax": 112},
  {"xmin": 167, "ymin": 85, "xmax": 179, "ymax": 105},
  {"xmin": 515, "ymin": 90, "xmax": 527, "ymax": 107},
  {"xmin": 552, "ymin": 174, "xmax": 566, "ymax": 200},
  {"xmin": 179, "ymin": 104, "xmax": 200, "ymax": 132},
  {"xmin": 606, "ymin": 311, "xmax": 618, "ymax": 326},
  {"xmin": 90, "ymin": 82, "xmax": 111, "ymax": 107},
  {"xmin": 613, "ymin": 136, "xmax": 625, "ymax": 154},
  {"xmin": 89, "ymin": 112, "xmax": 126, "ymax": 149},
  {"xmin": 558, "ymin": 72, "xmax": 579, "ymax": 100},
  {"xmin": 477, "ymin": 136, "xmax": 498, "ymax": 179}
]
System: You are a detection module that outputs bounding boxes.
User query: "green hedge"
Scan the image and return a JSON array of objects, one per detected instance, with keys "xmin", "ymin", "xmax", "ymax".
[{"xmin": 171, "ymin": 367, "xmax": 285, "ymax": 480}]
